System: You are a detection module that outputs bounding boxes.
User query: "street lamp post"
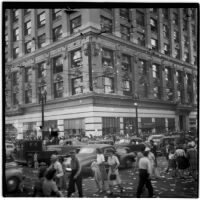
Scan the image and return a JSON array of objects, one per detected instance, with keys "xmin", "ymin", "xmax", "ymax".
[{"xmin": 134, "ymin": 102, "xmax": 139, "ymax": 137}]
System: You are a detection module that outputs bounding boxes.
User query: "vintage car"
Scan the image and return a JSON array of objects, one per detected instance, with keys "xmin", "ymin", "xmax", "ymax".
[
  {"xmin": 5, "ymin": 156, "xmax": 24, "ymax": 193},
  {"xmin": 87, "ymin": 139, "xmax": 114, "ymax": 145},
  {"xmin": 64, "ymin": 144, "xmax": 136, "ymax": 178}
]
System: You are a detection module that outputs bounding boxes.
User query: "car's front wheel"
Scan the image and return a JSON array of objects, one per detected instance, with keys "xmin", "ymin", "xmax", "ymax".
[{"xmin": 6, "ymin": 176, "xmax": 20, "ymax": 192}]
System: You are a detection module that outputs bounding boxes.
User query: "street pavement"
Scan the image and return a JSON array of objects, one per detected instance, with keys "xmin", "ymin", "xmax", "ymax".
[{"xmin": 5, "ymin": 157, "xmax": 198, "ymax": 198}]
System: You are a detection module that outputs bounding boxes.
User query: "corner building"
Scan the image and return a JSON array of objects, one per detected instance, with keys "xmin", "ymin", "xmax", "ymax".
[{"xmin": 5, "ymin": 8, "xmax": 198, "ymax": 138}]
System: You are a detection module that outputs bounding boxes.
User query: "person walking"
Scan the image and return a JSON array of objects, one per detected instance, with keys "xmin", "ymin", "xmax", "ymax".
[
  {"xmin": 174, "ymin": 144, "xmax": 189, "ymax": 179},
  {"xmin": 48, "ymin": 154, "xmax": 64, "ymax": 189},
  {"xmin": 32, "ymin": 163, "xmax": 47, "ymax": 197},
  {"xmin": 67, "ymin": 150, "xmax": 83, "ymax": 197},
  {"xmin": 186, "ymin": 141, "xmax": 197, "ymax": 181},
  {"xmin": 150, "ymin": 140, "xmax": 157, "ymax": 166},
  {"xmin": 136, "ymin": 150, "xmax": 153, "ymax": 198},
  {"xmin": 42, "ymin": 168, "xmax": 63, "ymax": 197},
  {"xmin": 96, "ymin": 148, "xmax": 107, "ymax": 192},
  {"xmin": 106, "ymin": 149, "xmax": 123, "ymax": 196}
]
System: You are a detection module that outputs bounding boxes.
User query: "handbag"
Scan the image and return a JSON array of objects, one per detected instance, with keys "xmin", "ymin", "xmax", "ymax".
[{"xmin": 110, "ymin": 173, "xmax": 116, "ymax": 180}]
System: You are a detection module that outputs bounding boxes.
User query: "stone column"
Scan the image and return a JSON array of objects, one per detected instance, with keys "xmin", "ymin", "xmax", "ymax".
[
  {"xmin": 45, "ymin": 9, "xmax": 52, "ymax": 45},
  {"xmin": 58, "ymin": 119, "xmax": 64, "ymax": 137},
  {"xmin": 46, "ymin": 54, "xmax": 52, "ymax": 100},
  {"xmin": 188, "ymin": 9, "xmax": 193, "ymax": 64},
  {"xmin": 18, "ymin": 9, "xmax": 24, "ymax": 56},
  {"xmin": 179, "ymin": 9, "xmax": 184, "ymax": 61},
  {"xmin": 32, "ymin": 61, "xmax": 37, "ymax": 103},
  {"xmin": 18, "ymin": 68, "xmax": 24, "ymax": 105},
  {"xmin": 152, "ymin": 118, "xmax": 156, "ymax": 133},
  {"xmin": 62, "ymin": 10, "xmax": 70, "ymax": 37},
  {"xmin": 120, "ymin": 117, "xmax": 124, "ymax": 135},
  {"xmin": 63, "ymin": 46, "xmax": 70, "ymax": 97},
  {"xmin": 132, "ymin": 56, "xmax": 137, "ymax": 95},
  {"xmin": 130, "ymin": 9, "xmax": 136, "ymax": 43},
  {"xmin": 148, "ymin": 61, "xmax": 154, "ymax": 99},
  {"xmin": 165, "ymin": 118, "xmax": 168, "ymax": 132},
  {"xmin": 113, "ymin": 9, "xmax": 120, "ymax": 37},
  {"xmin": 158, "ymin": 8, "xmax": 163, "ymax": 53},
  {"xmin": 161, "ymin": 62, "xmax": 167, "ymax": 101},
  {"xmin": 31, "ymin": 9, "xmax": 37, "ymax": 51},
  {"xmin": 182, "ymin": 71, "xmax": 187, "ymax": 104},
  {"xmin": 7, "ymin": 10, "xmax": 12, "ymax": 61},
  {"xmin": 145, "ymin": 9, "xmax": 151, "ymax": 49},
  {"xmin": 169, "ymin": 9, "xmax": 175, "ymax": 57},
  {"xmin": 172, "ymin": 67, "xmax": 178, "ymax": 101}
]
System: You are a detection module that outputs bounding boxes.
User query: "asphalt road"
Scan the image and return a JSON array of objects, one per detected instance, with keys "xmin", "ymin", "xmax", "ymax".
[{"xmin": 4, "ymin": 157, "xmax": 198, "ymax": 198}]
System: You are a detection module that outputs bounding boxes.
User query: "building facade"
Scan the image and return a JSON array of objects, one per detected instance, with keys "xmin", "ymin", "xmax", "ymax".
[{"xmin": 4, "ymin": 8, "xmax": 198, "ymax": 139}]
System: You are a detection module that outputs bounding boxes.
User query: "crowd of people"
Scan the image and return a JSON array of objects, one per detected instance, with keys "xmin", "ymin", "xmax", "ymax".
[{"xmin": 30, "ymin": 136, "xmax": 197, "ymax": 198}]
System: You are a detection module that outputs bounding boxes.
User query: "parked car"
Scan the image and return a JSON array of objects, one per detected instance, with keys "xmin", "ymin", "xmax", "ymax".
[
  {"xmin": 6, "ymin": 142, "xmax": 15, "ymax": 156},
  {"xmin": 147, "ymin": 134, "xmax": 164, "ymax": 146},
  {"xmin": 5, "ymin": 156, "xmax": 24, "ymax": 193},
  {"xmin": 87, "ymin": 139, "xmax": 114, "ymax": 145},
  {"xmin": 64, "ymin": 144, "xmax": 135, "ymax": 178}
]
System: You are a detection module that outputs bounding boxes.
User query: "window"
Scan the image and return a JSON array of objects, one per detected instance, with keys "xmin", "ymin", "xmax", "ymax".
[
  {"xmin": 38, "ymin": 62, "xmax": 47, "ymax": 78},
  {"xmin": 5, "ymin": 34, "xmax": 8, "ymax": 47},
  {"xmin": 165, "ymin": 67, "xmax": 173, "ymax": 101},
  {"xmin": 120, "ymin": 9, "xmax": 129, "ymax": 20},
  {"xmin": 183, "ymin": 35, "xmax": 188, "ymax": 47},
  {"xmin": 150, "ymin": 18, "xmax": 157, "ymax": 32},
  {"xmin": 122, "ymin": 54, "xmax": 131, "ymax": 71},
  {"xmin": 100, "ymin": 16, "xmax": 112, "ymax": 33},
  {"xmin": 183, "ymin": 52, "xmax": 189, "ymax": 63},
  {"xmin": 71, "ymin": 49, "xmax": 82, "ymax": 68},
  {"xmin": 136, "ymin": 32, "xmax": 145, "ymax": 46},
  {"xmin": 173, "ymin": 13, "xmax": 178, "ymax": 25},
  {"xmin": 120, "ymin": 25, "xmax": 130, "ymax": 41},
  {"xmin": 13, "ymin": 47, "xmax": 19, "ymax": 59},
  {"xmin": 53, "ymin": 56, "xmax": 63, "ymax": 74},
  {"xmin": 53, "ymin": 25, "xmax": 62, "ymax": 41},
  {"xmin": 183, "ymin": 20, "xmax": 188, "ymax": 31},
  {"xmin": 24, "ymin": 9, "xmax": 31, "ymax": 15},
  {"xmin": 163, "ymin": 43, "xmax": 170, "ymax": 55},
  {"xmin": 150, "ymin": 8, "xmax": 157, "ymax": 14},
  {"xmin": 153, "ymin": 86, "xmax": 161, "ymax": 99},
  {"xmin": 174, "ymin": 48, "xmax": 180, "ymax": 59},
  {"xmin": 122, "ymin": 80, "xmax": 131, "ymax": 92},
  {"xmin": 136, "ymin": 10, "xmax": 145, "ymax": 27},
  {"xmin": 193, "ymin": 40, "xmax": 197, "ymax": 52},
  {"xmin": 102, "ymin": 48, "xmax": 113, "ymax": 68},
  {"xmin": 25, "ymin": 89, "xmax": 32, "ymax": 104},
  {"xmin": 38, "ymin": 34, "xmax": 46, "ymax": 48},
  {"xmin": 151, "ymin": 38, "xmax": 158, "ymax": 51},
  {"xmin": 25, "ymin": 67, "xmax": 32, "ymax": 82},
  {"xmin": 102, "ymin": 117, "xmax": 120, "ymax": 136},
  {"xmin": 13, "ymin": 28, "xmax": 19, "ymax": 42},
  {"xmin": 193, "ymin": 56, "xmax": 197, "ymax": 65},
  {"xmin": 13, "ymin": 9, "xmax": 19, "ymax": 22},
  {"xmin": 138, "ymin": 59, "xmax": 148, "ymax": 98},
  {"xmin": 24, "ymin": 20, "xmax": 31, "ymax": 36},
  {"xmin": 163, "ymin": 24, "xmax": 169, "ymax": 38},
  {"xmin": 25, "ymin": 41, "xmax": 32, "ymax": 54},
  {"xmin": 173, "ymin": 31, "xmax": 179, "ymax": 42},
  {"xmin": 162, "ymin": 8, "xmax": 169, "ymax": 19},
  {"xmin": 191, "ymin": 24, "xmax": 195, "ymax": 36},
  {"xmin": 12, "ymin": 71, "xmax": 19, "ymax": 85},
  {"xmin": 186, "ymin": 73, "xmax": 193, "ymax": 103},
  {"xmin": 54, "ymin": 81, "xmax": 63, "ymax": 98},
  {"xmin": 72, "ymin": 77, "xmax": 83, "ymax": 95},
  {"xmin": 52, "ymin": 9, "xmax": 62, "ymax": 20},
  {"xmin": 70, "ymin": 16, "xmax": 81, "ymax": 34},
  {"xmin": 152, "ymin": 64, "xmax": 160, "ymax": 79},
  {"xmin": 37, "ymin": 12, "xmax": 45, "ymax": 28},
  {"xmin": 104, "ymin": 77, "xmax": 114, "ymax": 93},
  {"xmin": 13, "ymin": 92, "xmax": 19, "ymax": 105},
  {"xmin": 176, "ymin": 70, "xmax": 184, "ymax": 103}
]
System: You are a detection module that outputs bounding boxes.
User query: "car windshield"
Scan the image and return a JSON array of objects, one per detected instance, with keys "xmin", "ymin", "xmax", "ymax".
[
  {"xmin": 116, "ymin": 148, "xmax": 128, "ymax": 154},
  {"xmin": 78, "ymin": 147, "xmax": 95, "ymax": 154}
]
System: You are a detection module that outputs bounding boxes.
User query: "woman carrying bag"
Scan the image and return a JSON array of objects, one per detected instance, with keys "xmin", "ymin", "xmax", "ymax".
[{"xmin": 106, "ymin": 149, "xmax": 123, "ymax": 196}]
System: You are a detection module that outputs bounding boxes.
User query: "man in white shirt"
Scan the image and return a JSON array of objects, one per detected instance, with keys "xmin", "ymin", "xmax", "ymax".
[{"xmin": 136, "ymin": 150, "xmax": 153, "ymax": 198}]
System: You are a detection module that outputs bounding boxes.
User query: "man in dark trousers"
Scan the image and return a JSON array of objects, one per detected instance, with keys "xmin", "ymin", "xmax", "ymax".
[
  {"xmin": 136, "ymin": 150, "xmax": 153, "ymax": 198},
  {"xmin": 67, "ymin": 150, "xmax": 83, "ymax": 197}
]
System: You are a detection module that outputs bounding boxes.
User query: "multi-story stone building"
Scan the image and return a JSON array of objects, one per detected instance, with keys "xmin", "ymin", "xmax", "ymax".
[{"xmin": 4, "ymin": 8, "xmax": 198, "ymax": 139}]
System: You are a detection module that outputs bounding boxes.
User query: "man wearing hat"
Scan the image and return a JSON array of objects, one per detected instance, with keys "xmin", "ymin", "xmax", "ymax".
[
  {"xmin": 48, "ymin": 154, "xmax": 64, "ymax": 189},
  {"xmin": 136, "ymin": 149, "xmax": 153, "ymax": 198},
  {"xmin": 67, "ymin": 150, "xmax": 83, "ymax": 197},
  {"xmin": 186, "ymin": 141, "xmax": 197, "ymax": 181}
]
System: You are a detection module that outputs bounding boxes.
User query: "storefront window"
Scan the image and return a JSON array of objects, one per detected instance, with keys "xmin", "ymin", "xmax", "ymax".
[{"xmin": 102, "ymin": 117, "xmax": 120, "ymax": 136}]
